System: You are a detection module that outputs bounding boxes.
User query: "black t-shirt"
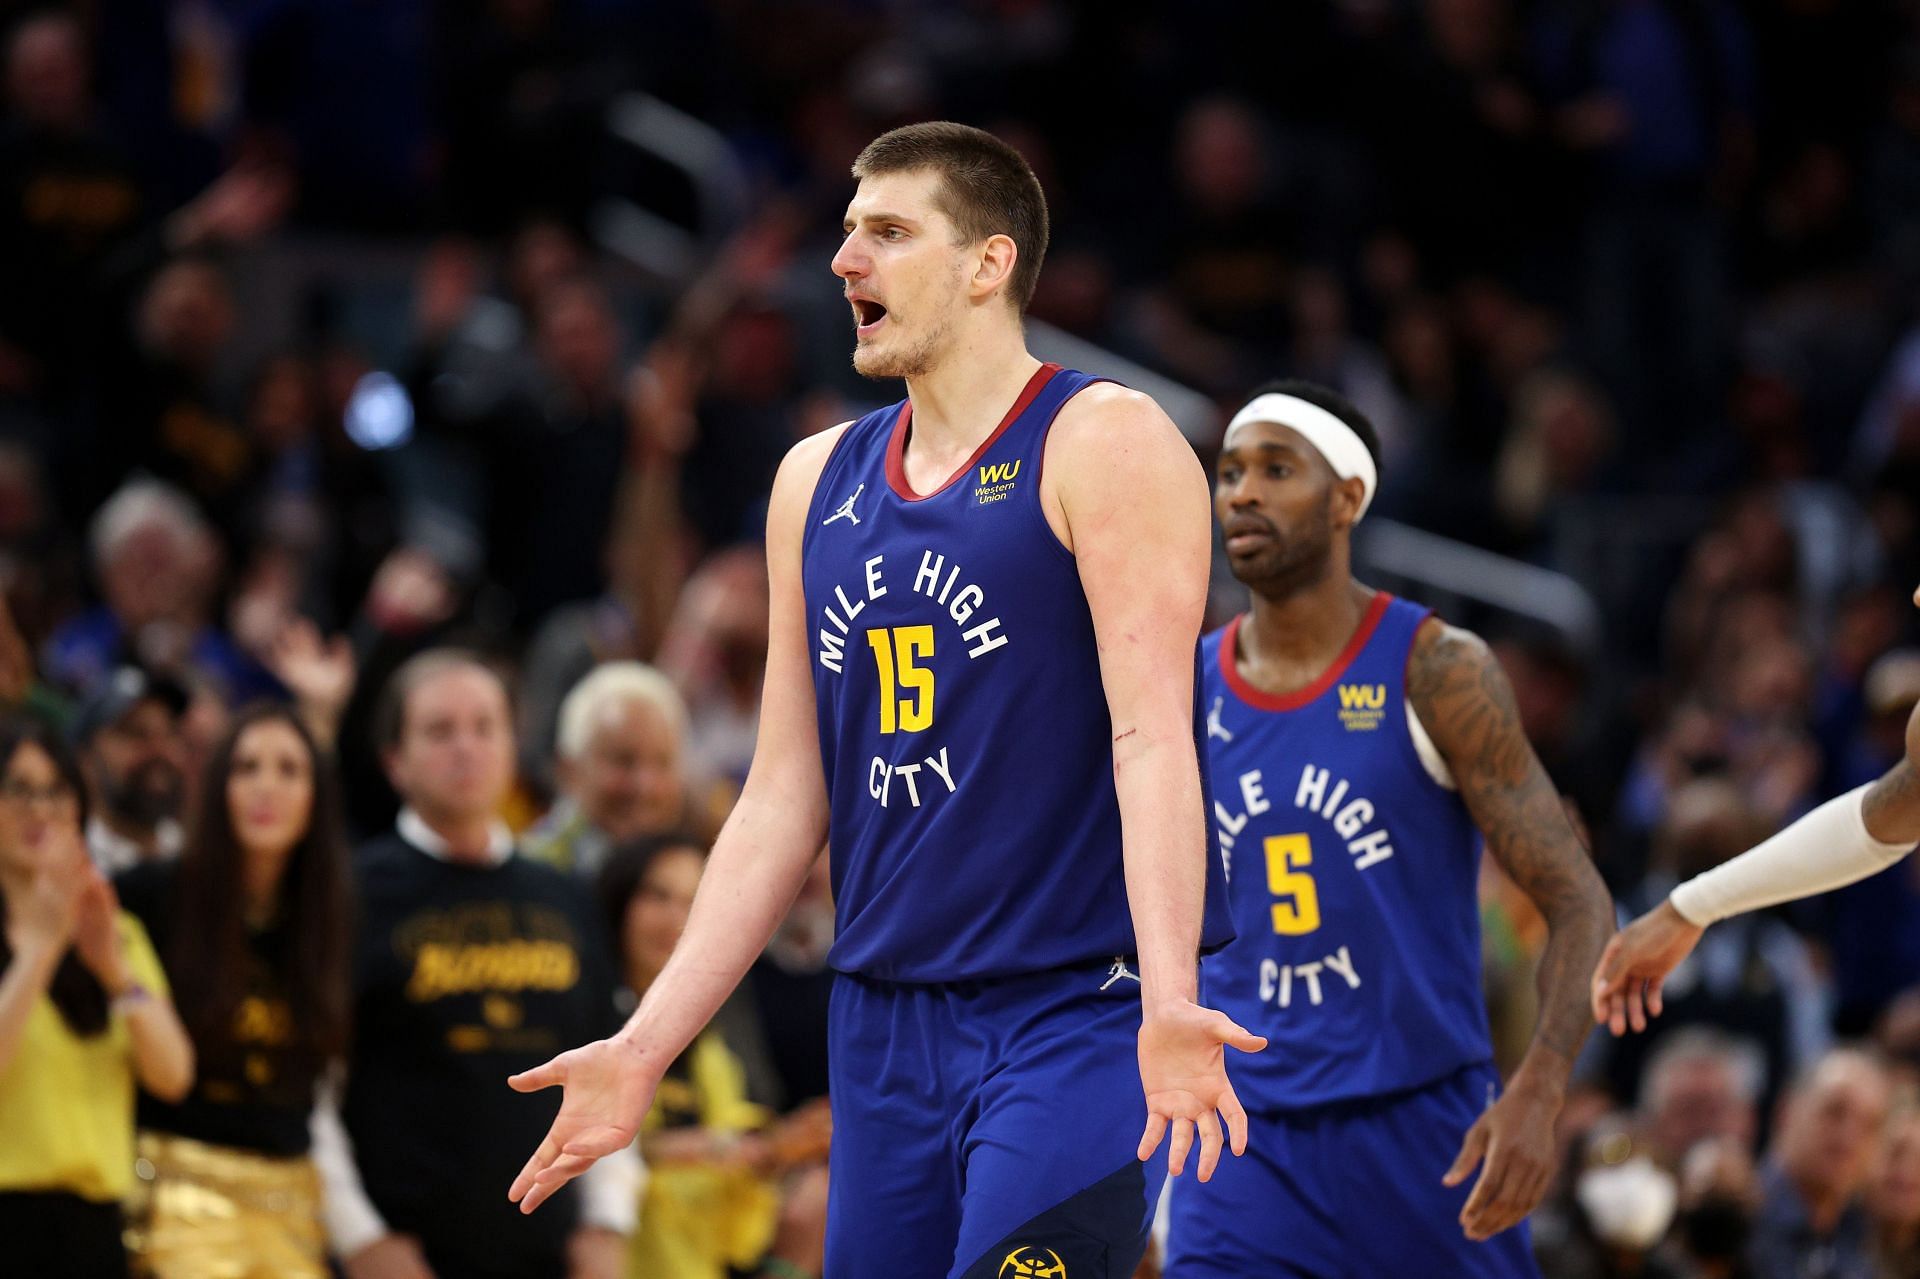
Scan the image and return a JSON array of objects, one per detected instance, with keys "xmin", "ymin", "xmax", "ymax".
[
  {"xmin": 116, "ymin": 860, "xmax": 321, "ymax": 1157},
  {"xmin": 342, "ymin": 833, "xmax": 620, "ymax": 1278},
  {"xmin": 743, "ymin": 957, "xmax": 832, "ymax": 1107}
]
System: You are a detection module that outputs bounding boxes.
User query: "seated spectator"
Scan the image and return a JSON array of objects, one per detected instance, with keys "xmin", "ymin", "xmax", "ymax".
[
  {"xmin": 0, "ymin": 715, "xmax": 193, "ymax": 1278},
  {"xmin": 1533, "ymin": 1117, "xmax": 1688, "ymax": 1279},
  {"xmin": 1638, "ymin": 1028, "xmax": 1762, "ymax": 1167},
  {"xmin": 1750, "ymin": 1048, "xmax": 1892, "ymax": 1279},
  {"xmin": 1870, "ymin": 1107, "xmax": 1920, "ymax": 1277},
  {"xmin": 115, "ymin": 704, "xmax": 352, "ymax": 1279},
  {"xmin": 315, "ymin": 650, "xmax": 635, "ymax": 1279},
  {"xmin": 1669, "ymin": 1136, "xmax": 1760, "ymax": 1279},
  {"xmin": 598, "ymin": 832, "xmax": 827, "ymax": 1279},
  {"xmin": 1874, "ymin": 987, "xmax": 1920, "ymax": 1096},
  {"xmin": 74, "ymin": 667, "xmax": 188, "ymax": 874},
  {"xmin": 528, "ymin": 662, "xmax": 695, "ymax": 878},
  {"xmin": 46, "ymin": 479, "xmax": 273, "ymax": 703}
]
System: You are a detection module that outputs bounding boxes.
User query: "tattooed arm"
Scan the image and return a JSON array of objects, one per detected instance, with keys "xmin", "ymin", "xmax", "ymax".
[{"xmin": 1406, "ymin": 618, "xmax": 1614, "ymax": 1242}]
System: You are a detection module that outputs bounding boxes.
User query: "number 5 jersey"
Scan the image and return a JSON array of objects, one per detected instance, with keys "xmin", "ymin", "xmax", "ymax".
[{"xmin": 1200, "ymin": 594, "xmax": 1492, "ymax": 1107}]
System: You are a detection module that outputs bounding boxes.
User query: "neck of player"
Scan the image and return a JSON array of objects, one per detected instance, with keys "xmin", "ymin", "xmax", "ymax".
[
  {"xmin": 1239, "ymin": 547, "xmax": 1375, "ymax": 696},
  {"xmin": 902, "ymin": 322, "xmax": 1040, "ymax": 460}
]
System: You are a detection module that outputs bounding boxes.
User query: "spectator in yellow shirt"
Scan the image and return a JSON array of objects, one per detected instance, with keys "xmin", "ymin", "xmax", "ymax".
[
  {"xmin": 600, "ymin": 832, "xmax": 784, "ymax": 1279},
  {"xmin": 0, "ymin": 715, "xmax": 194, "ymax": 1278}
]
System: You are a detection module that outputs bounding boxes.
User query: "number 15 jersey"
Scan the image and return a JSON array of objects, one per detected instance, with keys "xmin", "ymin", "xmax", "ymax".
[
  {"xmin": 1200, "ymin": 594, "xmax": 1491, "ymax": 1108},
  {"xmin": 801, "ymin": 363, "xmax": 1234, "ymax": 983}
]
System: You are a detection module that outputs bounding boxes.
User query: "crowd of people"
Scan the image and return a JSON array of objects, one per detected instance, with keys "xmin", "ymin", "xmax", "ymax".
[{"xmin": 1, "ymin": 0, "xmax": 1920, "ymax": 1276}]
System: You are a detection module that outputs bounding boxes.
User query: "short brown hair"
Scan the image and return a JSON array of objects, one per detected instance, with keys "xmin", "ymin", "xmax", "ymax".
[
  {"xmin": 373, "ymin": 648, "xmax": 507, "ymax": 753},
  {"xmin": 852, "ymin": 122, "xmax": 1049, "ymax": 312}
]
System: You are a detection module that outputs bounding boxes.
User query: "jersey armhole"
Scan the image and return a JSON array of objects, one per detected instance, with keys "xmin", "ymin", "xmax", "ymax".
[
  {"xmin": 797, "ymin": 418, "xmax": 866, "ymax": 562},
  {"xmin": 1025, "ymin": 376, "xmax": 1113, "ymax": 562},
  {"xmin": 1406, "ymin": 701, "xmax": 1457, "ymax": 791},
  {"xmin": 1401, "ymin": 610, "xmax": 1458, "ymax": 792}
]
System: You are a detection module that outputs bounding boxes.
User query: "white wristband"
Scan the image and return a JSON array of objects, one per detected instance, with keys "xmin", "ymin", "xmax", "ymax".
[{"xmin": 1669, "ymin": 785, "xmax": 1915, "ymax": 926}]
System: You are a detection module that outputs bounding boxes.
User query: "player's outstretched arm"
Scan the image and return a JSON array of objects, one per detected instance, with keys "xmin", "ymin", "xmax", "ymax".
[
  {"xmin": 507, "ymin": 427, "xmax": 842, "ymax": 1214},
  {"xmin": 1592, "ymin": 599, "xmax": 1920, "ymax": 1036},
  {"xmin": 1051, "ymin": 386, "xmax": 1267, "ymax": 1186},
  {"xmin": 1406, "ymin": 620, "xmax": 1614, "ymax": 1243}
]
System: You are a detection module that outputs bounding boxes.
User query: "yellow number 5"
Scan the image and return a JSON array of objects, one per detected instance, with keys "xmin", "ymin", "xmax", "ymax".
[
  {"xmin": 1264, "ymin": 833, "xmax": 1321, "ymax": 935},
  {"xmin": 867, "ymin": 625, "xmax": 935, "ymax": 734}
]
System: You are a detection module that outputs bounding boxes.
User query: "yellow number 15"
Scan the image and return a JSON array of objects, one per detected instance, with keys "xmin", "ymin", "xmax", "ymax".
[{"xmin": 867, "ymin": 626, "xmax": 935, "ymax": 734}]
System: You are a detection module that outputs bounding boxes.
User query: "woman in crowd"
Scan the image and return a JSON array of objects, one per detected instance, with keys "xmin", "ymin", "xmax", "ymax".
[
  {"xmin": 0, "ymin": 715, "xmax": 194, "ymax": 1278},
  {"xmin": 600, "ymin": 831, "xmax": 828, "ymax": 1279},
  {"xmin": 116, "ymin": 702, "xmax": 352, "ymax": 1279}
]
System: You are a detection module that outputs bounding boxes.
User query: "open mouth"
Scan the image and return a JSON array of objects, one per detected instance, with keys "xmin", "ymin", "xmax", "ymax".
[{"xmin": 850, "ymin": 298, "xmax": 888, "ymax": 338}]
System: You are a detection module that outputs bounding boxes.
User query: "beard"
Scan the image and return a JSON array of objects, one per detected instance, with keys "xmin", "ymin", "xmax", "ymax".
[
  {"xmin": 102, "ymin": 758, "xmax": 183, "ymax": 829},
  {"xmin": 850, "ymin": 289, "xmax": 957, "ymax": 381},
  {"xmin": 1230, "ymin": 491, "xmax": 1337, "ymax": 600}
]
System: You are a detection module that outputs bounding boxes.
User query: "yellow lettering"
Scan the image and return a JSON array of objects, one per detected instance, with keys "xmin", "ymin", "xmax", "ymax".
[
  {"xmin": 404, "ymin": 941, "xmax": 580, "ymax": 1001},
  {"xmin": 1338, "ymin": 684, "xmax": 1386, "ymax": 710}
]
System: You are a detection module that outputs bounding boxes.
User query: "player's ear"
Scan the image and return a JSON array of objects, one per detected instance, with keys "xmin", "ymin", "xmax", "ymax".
[
  {"xmin": 971, "ymin": 233, "xmax": 1018, "ymax": 302},
  {"xmin": 1330, "ymin": 474, "xmax": 1366, "ymax": 531}
]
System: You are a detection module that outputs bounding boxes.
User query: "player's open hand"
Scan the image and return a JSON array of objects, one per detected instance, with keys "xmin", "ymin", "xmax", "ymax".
[
  {"xmin": 507, "ymin": 1038, "xmax": 657, "ymax": 1214},
  {"xmin": 1443, "ymin": 1078, "xmax": 1559, "ymax": 1242},
  {"xmin": 1589, "ymin": 900, "xmax": 1704, "ymax": 1036},
  {"xmin": 1136, "ymin": 1001, "xmax": 1267, "ymax": 1183}
]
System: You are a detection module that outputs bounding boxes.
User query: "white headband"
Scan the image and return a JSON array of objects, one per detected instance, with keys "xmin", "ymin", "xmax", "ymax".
[{"xmin": 1225, "ymin": 392, "xmax": 1377, "ymax": 520}]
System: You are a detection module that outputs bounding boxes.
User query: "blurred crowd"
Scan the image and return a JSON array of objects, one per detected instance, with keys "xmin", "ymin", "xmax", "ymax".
[{"xmin": 2, "ymin": 0, "xmax": 1920, "ymax": 1276}]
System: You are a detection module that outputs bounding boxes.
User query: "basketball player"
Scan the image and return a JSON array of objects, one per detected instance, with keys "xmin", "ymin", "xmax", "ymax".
[
  {"xmin": 1592, "ymin": 587, "xmax": 1920, "ymax": 1036},
  {"xmin": 1164, "ymin": 383, "xmax": 1614, "ymax": 1277},
  {"xmin": 506, "ymin": 122, "xmax": 1252, "ymax": 1278}
]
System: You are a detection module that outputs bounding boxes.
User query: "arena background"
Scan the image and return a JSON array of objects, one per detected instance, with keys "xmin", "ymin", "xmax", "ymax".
[{"xmin": 3, "ymin": 0, "xmax": 1920, "ymax": 1275}]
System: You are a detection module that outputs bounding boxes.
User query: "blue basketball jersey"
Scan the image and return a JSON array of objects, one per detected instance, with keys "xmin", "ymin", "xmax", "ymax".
[
  {"xmin": 1199, "ymin": 594, "xmax": 1491, "ymax": 1107},
  {"xmin": 802, "ymin": 363, "xmax": 1234, "ymax": 982}
]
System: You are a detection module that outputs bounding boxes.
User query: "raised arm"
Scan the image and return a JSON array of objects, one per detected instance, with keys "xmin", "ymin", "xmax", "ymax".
[
  {"xmin": 0, "ymin": 866, "xmax": 79, "ymax": 1076},
  {"xmin": 1051, "ymin": 386, "xmax": 1265, "ymax": 1185},
  {"xmin": 508, "ymin": 426, "xmax": 842, "ymax": 1213},
  {"xmin": 1405, "ymin": 620, "xmax": 1613, "ymax": 1242}
]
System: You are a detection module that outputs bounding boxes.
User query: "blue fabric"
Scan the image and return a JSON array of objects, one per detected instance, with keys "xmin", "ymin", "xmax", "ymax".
[
  {"xmin": 46, "ymin": 607, "xmax": 280, "ymax": 705},
  {"xmin": 1199, "ymin": 596, "xmax": 1491, "ymax": 1106},
  {"xmin": 801, "ymin": 363, "xmax": 1232, "ymax": 981},
  {"xmin": 825, "ymin": 961, "xmax": 1164, "ymax": 1279},
  {"xmin": 1165, "ymin": 1062, "xmax": 1539, "ymax": 1278}
]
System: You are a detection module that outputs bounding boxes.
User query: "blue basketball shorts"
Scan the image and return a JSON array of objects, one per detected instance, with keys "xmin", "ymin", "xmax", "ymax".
[
  {"xmin": 1163, "ymin": 1061, "xmax": 1541, "ymax": 1279},
  {"xmin": 825, "ymin": 959, "xmax": 1167, "ymax": 1279}
]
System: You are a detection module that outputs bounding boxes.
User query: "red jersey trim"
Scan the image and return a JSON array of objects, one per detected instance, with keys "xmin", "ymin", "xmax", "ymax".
[
  {"xmin": 1221, "ymin": 591, "xmax": 1394, "ymax": 712},
  {"xmin": 885, "ymin": 362, "xmax": 1062, "ymax": 502}
]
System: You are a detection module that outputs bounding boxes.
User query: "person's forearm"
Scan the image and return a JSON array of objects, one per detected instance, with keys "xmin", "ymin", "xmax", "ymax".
[
  {"xmin": 0, "ymin": 940, "xmax": 62, "ymax": 1075},
  {"xmin": 121, "ymin": 993, "xmax": 196, "ymax": 1101},
  {"xmin": 1863, "ymin": 759, "xmax": 1920, "ymax": 846},
  {"xmin": 310, "ymin": 1073, "xmax": 391, "ymax": 1256},
  {"xmin": 1514, "ymin": 881, "xmax": 1612, "ymax": 1095},
  {"xmin": 614, "ymin": 780, "xmax": 824, "ymax": 1068},
  {"xmin": 1115, "ymin": 726, "xmax": 1206, "ymax": 1009},
  {"xmin": 1672, "ymin": 782, "xmax": 1915, "ymax": 925}
]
